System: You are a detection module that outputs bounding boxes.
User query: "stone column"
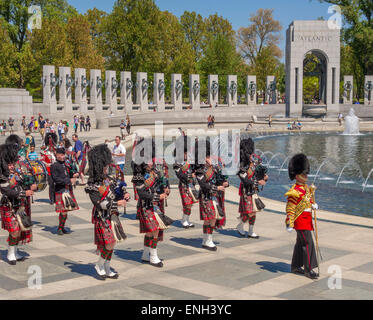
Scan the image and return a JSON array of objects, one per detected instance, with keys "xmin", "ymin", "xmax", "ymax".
[
  {"xmin": 90, "ymin": 69, "xmax": 103, "ymax": 112},
  {"xmin": 266, "ymin": 76, "xmax": 277, "ymax": 104},
  {"xmin": 365, "ymin": 75, "xmax": 373, "ymax": 106},
  {"xmin": 58, "ymin": 67, "xmax": 73, "ymax": 113},
  {"xmin": 343, "ymin": 75, "xmax": 353, "ymax": 105},
  {"xmin": 74, "ymin": 68, "xmax": 88, "ymax": 113},
  {"xmin": 42, "ymin": 65, "xmax": 58, "ymax": 114},
  {"xmin": 227, "ymin": 75, "xmax": 238, "ymax": 107},
  {"xmin": 246, "ymin": 76, "xmax": 257, "ymax": 106},
  {"xmin": 105, "ymin": 70, "xmax": 118, "ymax": 112},
  {"xmin": 136, "ymin": 72, "xmax": 149, "ymax": 112},
  {"xmin": 171, "ymin": 74, "xmax": 183, "ymax": 111},
  {"xmin": 208, "ymin": 75, "xmax": 219, "ymax": 107},
  {"xmin": 154, "ymin": 73, "xmax": 165, "ymax": 111},
  {"xmin": 120, "ymin": 71, "xmax": 133, "ymax": 113},
  {"xmin": 189, "ymin": 74, "xmax": 200, "ymax": 109}
]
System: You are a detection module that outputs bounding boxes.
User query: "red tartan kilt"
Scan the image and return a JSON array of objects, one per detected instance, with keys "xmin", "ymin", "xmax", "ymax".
[
  {"xmin": 239, "ymin": 194, "xmax": 256, "ymax": 220},
  {"xmin": 217, "ymin": 191, "xmax": 225, "ymax": 214},
  {"xmin": 179, "ymin": 185, "xmax": 193, "ymax": 207},
  {"xmin": 55, "ymin": 190, "xmax": 79, "ymax": 213},
  {"xmin": 0, "ymin": 204, "xmax": 32, "ymax": 244},
  {"xmin": 93, "ymin": 216, "xmax": 115, "ymax": 247},
  {"xmin": 139, "ymin": 207, "xmax": 160, "ymax": 234},
  {"xmin": 199, "ymin": 198, "xmax": 216, "ymax": 221}
]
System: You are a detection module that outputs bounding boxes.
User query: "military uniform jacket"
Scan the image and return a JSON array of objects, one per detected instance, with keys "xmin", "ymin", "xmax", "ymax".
[
  {"xmin": 50, "ymin": 160, "xmax": 72, "ymax": 193},
  {"xmin": 195, "ymin": 165, "xmax": 218, "ymax": 200},
  {"xmin": 132, "ymin": 172, "xmax": 160, "ymax": 210}
]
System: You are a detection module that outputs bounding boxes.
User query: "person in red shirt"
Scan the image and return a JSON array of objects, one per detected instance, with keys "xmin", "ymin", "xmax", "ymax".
[{"xmin": 285, "ymin": 153, "xmax": 319, "ymax": 280}]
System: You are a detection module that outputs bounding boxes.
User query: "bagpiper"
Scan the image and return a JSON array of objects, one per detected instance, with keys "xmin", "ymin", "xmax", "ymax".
[
  {"xmin": 285, "ymin": 153, "xmax": 319, "ymax": 280},
  {"xmin": 50, "ymin": 147, "xmax": 79, "ymax": 235},
  {"xmin": 85, "ymin": 144, "xmax": 130, "ymax": 280},
  {"xmin": 236, "ymin": 137, "xmax": 268, "ymax": 238},
  {"xmin": 40, "ymin": 132, "xmax": 57, "ymax": 204},
  {"xmin": 0, "ymin": 140, "xmax": 37, "ymax": 265},
  {"xmin": 173, "ymin": 135, "xmax": 197, "ymax": 228},
  {"xmin": 195, "ymin": 139, "xmax": 226, "ymax": 251},
  {"xmin": 132, "ymin": 138, "xmax": 172, "ymax": 268}
]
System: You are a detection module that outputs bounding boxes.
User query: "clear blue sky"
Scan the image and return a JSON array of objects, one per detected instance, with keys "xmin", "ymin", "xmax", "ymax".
[{"xmin": 67, "ymin": 0, "xmax": 333, "ymax": 60}]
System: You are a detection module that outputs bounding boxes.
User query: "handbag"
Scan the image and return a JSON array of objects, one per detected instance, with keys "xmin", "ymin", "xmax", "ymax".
[
  {"xmin": 15, "ymin": 206, "xmax": 33, "ymax": 231},
  {"xmin": 111, "ymin": 214, "xmax": 127, "ymax": 242},
  {"xmin": 153, "ymin": 205, "xmax": 174, "ymax": 230},
  {"xmin": 252, "ymin": 193, "xmax": 265, "ymax": 212}
]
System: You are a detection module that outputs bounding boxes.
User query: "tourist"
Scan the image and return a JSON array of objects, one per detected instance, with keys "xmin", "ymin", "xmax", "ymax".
[
  {"xmin": 287, "ymin": 122, "xmax": 292, "ymax": 130},
  {"xmin": 27, "ymin": 145, "xmax": 39, "ymax": 161},
  {"xmin": 2, "ymin": 120, "xmax": 6, "ymax": 135},
  {"xmin": 8, "ymin": 117, "xmax": 14, "ymax": 134},
  {"xmin": 39, "ymin": 116, "xmax": 46, "ymax": 139},
  {"xmin": 0, "ymin": 123, "xmax": 3, "ymax": 136},
  {"xmin": 85, "ymin": 115, "xmax": 91, "ymax": 131},
  {"xmin": 79, "ymin": 115, "xmax": 85, "ymax": 132},
  {"xmin": 207, "ymin": 115, "xmax": 211, "ymax": 128},
  {"xmin": 21, "ymin": 116, "xmax": 26, "ymax": 132},
  {"xmin": 64, "ymin": 120, "xmax": 69, "ymax": 136},
  {"xmin": 119, "ymin": 119, "xmax": 126, "ymax": 140},
  {"xmin": 57, "ymin": 121, "xmax": 64, "ymax": 142},
  {"xmin": 28, "ymin": 117, "xmax": 34, "ymax": 133},
  {"xmin": 296, "ymin": 120, "xmax": 302, "ymax": 130},
  {"xmin": 126, "ymin": 115, "xmax": 131, "ymax": 135},
  {"xmin": 268, "ymin": 114, "xmax": 272, "ymax": 128},
  {"xmin": 246, "ymin": 122, "xmax": 253, "ymax": 131},
  {"xmin": 338, "ymin": 113, "xmax": 343, "ymax": 126},
  {"xmin": 72, "ymin": 134, "xmax": 85, "ymax": 184},
  {"xmin": 74, "ymin": 115, "xmax": 79, "ymax": 134},
  {"xmin": 285, "ymin": 154, "xmax": 319, "ymax": 280},
  {"xmin": 112, "ymin": 136, "xmax": 126, "ymax": 174},
  {"xmin": 211, "ymin": 115, "xmax": 215, "ymax": 128},
  {"xmin": 236, "ymin": 138, "xmax": 268, "ymax": 239}
]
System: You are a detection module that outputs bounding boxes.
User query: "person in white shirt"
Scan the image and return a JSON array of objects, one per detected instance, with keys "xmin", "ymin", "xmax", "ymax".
[{"xmin": 112, "ymin": 136, "xmax": 126, "ymax": 173}]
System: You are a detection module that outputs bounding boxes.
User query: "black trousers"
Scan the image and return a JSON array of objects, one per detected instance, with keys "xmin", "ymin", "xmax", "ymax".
[{"xmin": 291, "ymin": 230, "xmax": 318, "ymax": 273}]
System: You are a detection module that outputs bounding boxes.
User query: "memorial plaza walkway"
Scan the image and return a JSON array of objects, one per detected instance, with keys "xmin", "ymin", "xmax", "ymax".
[{"xmin": 0, "ymin": 122, "xmax": 372, "ymax": 300}]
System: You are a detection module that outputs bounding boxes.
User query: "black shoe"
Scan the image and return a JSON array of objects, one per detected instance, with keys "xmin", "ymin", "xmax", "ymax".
[
  {"xmin": 305, "ymin": 270, "xmax": 319, "ymax": 280},
  {"xmin": 202, "ymin": 245, "xmax": 217, "ymax": 252},
  {"xmin": 150, "ymin": 261, "xmax": 163, "ymax": 268},
  {"xmin": 62, "ymin": 228, "xmax": 71, "ymax": 234},
  {"xmin": 106, "ymin": 273, "xmax": 119, "ymax": 279},
  {"xmin": 248, "ymin": 234, "xmax": 260, "ymax": 239},
  {"xmin": 57, "ymin": 229, "xmax": 63, "ymax": 235},
  {"xmin": 8, "ymin": 260, "xmax": 16, "ymax": 265},
  {"xmin": 188, "ymin": 223, "xmax": 195, "ymax": 228},
  {"xmin": 291, "ymin": 267, "xmax": 305, "ymax": 275},
  {"xmin": 50, "ymin": 201, "xmax": 55, "ymax": 205}
]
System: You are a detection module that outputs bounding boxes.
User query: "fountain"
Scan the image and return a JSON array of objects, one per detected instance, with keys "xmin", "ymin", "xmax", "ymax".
[{"xmin": 343, "ymin": 108, "xmax": 360, "ymax": 135}]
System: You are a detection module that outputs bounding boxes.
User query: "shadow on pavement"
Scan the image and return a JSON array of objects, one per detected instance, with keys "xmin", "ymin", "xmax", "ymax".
[{"xmin": 256, "ymin": 261, "xmax": 290, "ymax": 273}]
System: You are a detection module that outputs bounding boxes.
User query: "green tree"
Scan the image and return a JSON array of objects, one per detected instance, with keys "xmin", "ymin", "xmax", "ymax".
[{"xmin": 180, "ymin": 11, "xmax": 205, "ymax": 62}]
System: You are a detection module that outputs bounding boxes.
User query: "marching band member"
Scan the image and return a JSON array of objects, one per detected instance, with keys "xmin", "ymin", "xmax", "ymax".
[
  {"xmin": 236, "ymin": 138, "xmax": 268, "ymax": 238},
  {"xmin": 173, "ymin": 135, "xmax": 197, "ymax": 228},
  {"xmin": 50, "ymin": 147, "xmax": 79, "ymax": 235},
  {"xmin": 0, "ymin": 142, "xmax": 37, "ymax": 265},
  {"xmin": 285, "ymin": 153, "xmax": 319, "ymax": 280},
  {"xmin": 85, "ymin": 144, "xmax": 130, "ymax": 280},
  {"xmin": 132, "ymin": 138, "xmax": 169, "ymax": 268},
  {"xmin": 41, "ymin": 132, "xmax": 57, "ymax": 204},
  {"xmin": 195, "ymin": 139, "xmax": 225, "ymax": 251},
  {"xmin": 214, "ymin": 156, "xmax": 229, "ymax": 229}
]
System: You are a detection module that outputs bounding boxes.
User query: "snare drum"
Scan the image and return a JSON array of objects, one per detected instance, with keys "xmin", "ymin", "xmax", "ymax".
[{"xmin": 16, "ymin": 160, "xmax": 48, "ymax": 192}]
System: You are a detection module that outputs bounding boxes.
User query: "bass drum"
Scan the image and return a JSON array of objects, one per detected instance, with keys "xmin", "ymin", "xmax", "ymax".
[{"xmin": 16, "ymin": 160, "xmax": 48, "ymax": 192}]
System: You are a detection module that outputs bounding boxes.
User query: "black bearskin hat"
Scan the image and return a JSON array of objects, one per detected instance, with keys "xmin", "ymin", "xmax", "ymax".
[
  {"xmin": 5, "ymin": 134, "xmax": 23, "ymax": 150},
  {"xmin": 0, "ymin": 143, "xmax": 20, "ymax": 178},
  {"xmin": 87, "ymin": 144, "xmax": 112, "ymax": 183},
  {"xmin": 240, "ymin": 137, "xmax": 255, "ymax": 167},
  {"xmin": 44, "ymin": 132, "xmax": 58, "ymax": 147},
  {"xmin": 288, "ymin": 153, "xmax": 310, "ymax": 180},
  {"xmin": 131, "ymin": 137, "xmax": 155, "ymax": 175},
  {"xmin": 194, "ymin": 138, "xmax": 210, "ymax": 168},
  {"xmin": 173, "ymin": 135, "xmax": 189, "ymax": 158}
]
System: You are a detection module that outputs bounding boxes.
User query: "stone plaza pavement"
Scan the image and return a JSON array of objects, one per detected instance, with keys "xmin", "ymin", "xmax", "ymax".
[{"xmin": 0, "ymin": 126, "xmax": 372, "ymax": 300}]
